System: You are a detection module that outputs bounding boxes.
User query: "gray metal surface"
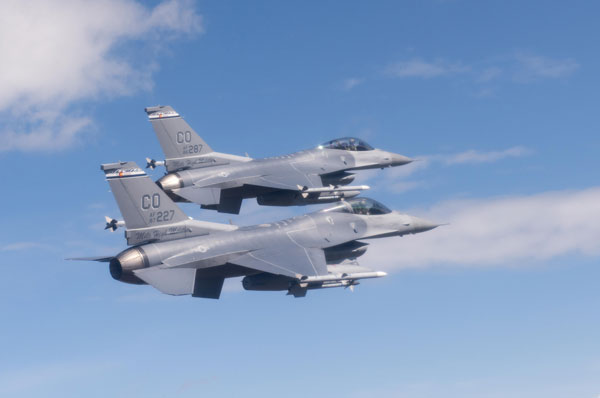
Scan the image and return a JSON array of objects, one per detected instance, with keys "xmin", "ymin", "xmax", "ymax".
[
  {"xmin": 145, "ymin": 105, "xmax": 413, "ymax": 213},
  {"xmin": 70, "ymin": 162, "xmax": 440, "ymax": 299}
]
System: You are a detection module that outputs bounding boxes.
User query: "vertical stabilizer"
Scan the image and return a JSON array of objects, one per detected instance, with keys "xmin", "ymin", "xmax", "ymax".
[
  {"xmin": 145, "ymin": 105, "xmax": 213, "ymax": 160},
  {"xmin": 101, "ymin": 161, "xmax": 189, "ymax": 230}
]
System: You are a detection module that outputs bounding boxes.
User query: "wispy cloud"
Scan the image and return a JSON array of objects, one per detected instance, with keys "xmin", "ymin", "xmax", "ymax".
[
  {"xmin": 0, "ymin": 0, "xmax": 203, "ymax": 152},
  {"xmin": 342, "ymin": 77, "xmax": 364, "ymax": 90},
  {"xmin": 477, "ymin": 67, "xmax": 503, "ymax": 82},
  {"xmin": 0, "ymin": 115, "xmax": 92, "ymax": 152},
  {"xmin": 379, "ymin": 53, "xmax": 579, "ymax": 90},
  {"xmin": 361, "ymin": 146, "xmax": 531, "ymax": 194},
  {"xmin": 385, "ymin": 58, "xmax": 470, "ymax": 79},
  {"xmin": 515, "ymin": 53, "xmax": 579, "ymax": 79},
  {"xmin": 443, "ymin": 146, "xmax": 531, "ymax": 165},
  {"xmin": 365, "ymin": 187, "xmax": 600, "ymax": 270},
  {"xmin": 0, "ymin": 242, "xmax": 53, "ymax": 252}
]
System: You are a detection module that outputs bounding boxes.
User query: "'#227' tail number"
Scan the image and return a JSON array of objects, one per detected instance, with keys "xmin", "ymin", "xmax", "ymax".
[{"xmin": 149, "ymin": 210, "xmax": 175, "ymax": 224}]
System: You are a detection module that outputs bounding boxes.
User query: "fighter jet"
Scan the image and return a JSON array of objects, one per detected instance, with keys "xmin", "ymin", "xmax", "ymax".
[
  {"xmin": 144, "ymin": 105, "xmax": 413, "ymax": 214},
  {"xmin": 69, "ymin": 162, "xmax": 440, "ymax": 299}
]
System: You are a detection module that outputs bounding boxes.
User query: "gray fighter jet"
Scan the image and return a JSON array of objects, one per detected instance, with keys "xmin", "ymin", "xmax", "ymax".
[
  {"xmin": 69, "ymin": 162, "xmax": 439, "ymax": 299},
  {"xmin": 144, "ymin": 105, "xmax": 413, "ymax": 214}
]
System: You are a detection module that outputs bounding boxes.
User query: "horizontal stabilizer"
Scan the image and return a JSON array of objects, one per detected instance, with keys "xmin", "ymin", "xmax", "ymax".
[
  {"xmin": 133, "ymin": 267, "xmax": 225, "ymax": 299},
  {"xmin": 134, "ymin": 267, "xmax": 196, "ymax": 295}
]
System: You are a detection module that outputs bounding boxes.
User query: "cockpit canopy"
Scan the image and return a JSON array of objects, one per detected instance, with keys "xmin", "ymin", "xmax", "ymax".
[
  {"xmin": 321, "ymin": 137, "xmax": 374, "ymax": 151},
  {"xmin": 322, "ymin": 198, "xmax": 392, "ymax": 215}
]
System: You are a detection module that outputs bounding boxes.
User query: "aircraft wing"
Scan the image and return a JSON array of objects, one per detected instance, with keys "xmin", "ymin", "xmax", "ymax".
[
  {"xmin": 133, "ymin": 243, "xmax": 327, "ymax": 298},
  {"xmin": 250, "ymin": 167, "xmax": 323, "ymax": 191},
  {"xmin": 192, "ymin": 164, "xmax": 323, "ymax": 191},
  {"xmin": 171, "ymin": 168, "xmax": 325, "ymax": 214},
  {"xmin": 160, "ymin": 229, "xmax": 328, "ymax": 279},
  {"xmin": 231, "ymin": 246, "xmax": 327, "ymax": 278},
  {"xmin": 192, "ymin": 173, "xmax": 263, "ymax": 190}
]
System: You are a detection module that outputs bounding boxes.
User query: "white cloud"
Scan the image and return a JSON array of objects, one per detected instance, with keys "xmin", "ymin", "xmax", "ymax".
[
  {"xmin": 515, "ymin": 53, "xmax": 579, "ymax": 79},
  {"xmin": 364, "ymin": 187, "xmax": 600, "ymax": 270},
  {"xmin": 385, "ymin": 58, "xmax": 470, "ymax": 79},
  {"xmin": 0, "ymin": 114, "xmax": 92, "ymax": 152},
  {"xmin": 0, "ymin": 0, "xmax": 202, "ymax": 152},
  {"xmin": 380, "ymin": 53, "xmax": 579, "ymax": 88},
  {"xmin": 443, "ymin": 146, "xmax": 531, "ymax": 165},
  {"xmin": 364, "ymin": 147, "xmax": 530, "ymax": 194},
  {"xmin": 387, "ymin": 180, "xmax": 425, "ymax": 194},
  {"xmin": 385, "ymin": 158, "xmax": 432, "ymax": 179}
]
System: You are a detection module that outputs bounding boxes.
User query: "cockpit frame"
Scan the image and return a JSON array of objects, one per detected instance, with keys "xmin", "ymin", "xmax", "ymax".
[
  {"xmin": 320, "ymin": 137, "xmax": 374, "ymax": 152},
  {"xmin": 321, "ymin": 197, "xmax": 392, "ymax": 216}
]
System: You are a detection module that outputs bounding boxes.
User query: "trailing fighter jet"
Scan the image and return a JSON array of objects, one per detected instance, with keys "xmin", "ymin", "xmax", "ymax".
[
  {"xmin": 69, "ymin": 162, "xmax": 440, "ymax": 299},
  {"xmin": 144, "ymin": 105, "xmax": 413, "ymax": 214}
]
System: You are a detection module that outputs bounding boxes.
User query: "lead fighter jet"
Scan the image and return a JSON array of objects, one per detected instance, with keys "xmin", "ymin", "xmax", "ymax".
[
  {"xmin": 69, "ymin": 162, "xmax": 440, "ymax": 299},
  {"xmin": 144, "ymin": 105, "xmax": 413, "ymax": 214}
]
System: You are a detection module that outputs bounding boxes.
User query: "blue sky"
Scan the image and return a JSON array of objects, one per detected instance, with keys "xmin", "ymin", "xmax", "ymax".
[{"xmin": 1, "ymin": 1, "xmax": 599, "ymax": 397}]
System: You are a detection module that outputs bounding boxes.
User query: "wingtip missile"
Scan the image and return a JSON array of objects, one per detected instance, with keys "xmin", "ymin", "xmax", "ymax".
[
  {"xmin": 145, "ymin": 157, "xmax": 165, "ymax": 169},
  {"xmin": 104, "ymin": 216, "xmax": 125, "ymax": 232}
]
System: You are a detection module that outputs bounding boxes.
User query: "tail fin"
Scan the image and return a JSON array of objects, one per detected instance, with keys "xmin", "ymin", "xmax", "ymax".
[
  {"xmin": 101, "ymin": 161, "xmax": 189, "ymax": 230},
  {"xmin": 145, "ymin": 105, "xmax": 213, "ymax": 160}
]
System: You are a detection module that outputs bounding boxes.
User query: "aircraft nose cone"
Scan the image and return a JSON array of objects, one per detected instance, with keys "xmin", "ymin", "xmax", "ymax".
[
  {"xmin": 410, "ymin": 216, "xmax": 441, "ymax": 233},
  {"xmin": 390, "ymin": 153, "xmax": 413, "ymax": 166}
]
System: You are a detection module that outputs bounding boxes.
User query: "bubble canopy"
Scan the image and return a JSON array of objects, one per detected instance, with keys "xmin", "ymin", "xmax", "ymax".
[
  {"xmin": 320, "ymin": 137, "xmax": 374, "ymax": 151},
  {"xmin": 321, "ymin": 198, "xmax": 392, "ymax": 215}
]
